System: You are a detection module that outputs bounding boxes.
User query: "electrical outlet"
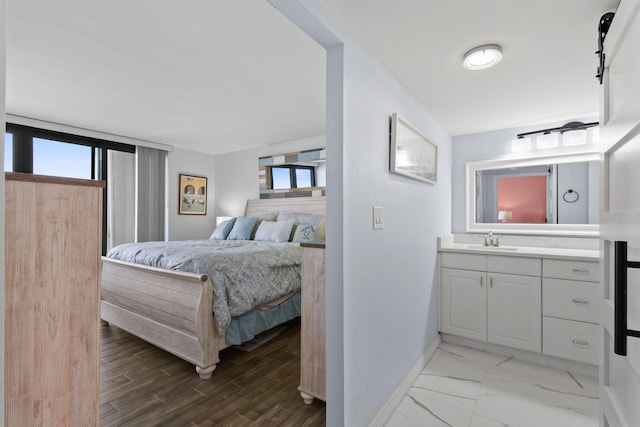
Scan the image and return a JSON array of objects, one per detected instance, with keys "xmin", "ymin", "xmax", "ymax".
[{"xmin": 373, "ymin": 206, "xmax": 384, "ymax": 229}]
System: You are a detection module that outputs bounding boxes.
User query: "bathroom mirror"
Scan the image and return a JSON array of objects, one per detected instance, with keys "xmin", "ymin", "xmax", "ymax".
[
  {"xmin": 466, "ymin": 151, "xmax": 599, "ymax": 235},
  {"xmin": 258, "ymin": 147, "xmax": 326, "ymax": 199}
]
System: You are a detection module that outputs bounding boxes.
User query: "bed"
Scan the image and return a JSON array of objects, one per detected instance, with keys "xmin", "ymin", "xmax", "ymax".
[{"xmin": 100, "ymin": 196, "xmax": 325, "ymax": 379}]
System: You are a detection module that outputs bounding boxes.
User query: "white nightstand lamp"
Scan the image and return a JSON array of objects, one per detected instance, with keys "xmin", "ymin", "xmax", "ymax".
[{"xmin": 498, "ymin": 210, "xmax": 512, "ymax": 223}]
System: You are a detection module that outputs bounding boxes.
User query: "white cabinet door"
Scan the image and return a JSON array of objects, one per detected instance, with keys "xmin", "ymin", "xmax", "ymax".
[
  {"xmin": 599, "ymin": 1, "xmax": 640, "ymax": 426},
  {"xmin": 487, "ymin": 273, "xmax": 541, "ymax": 352},
  {"xmin": 441, "ymin": 268, "xmax": 486, "ymax": 341}
]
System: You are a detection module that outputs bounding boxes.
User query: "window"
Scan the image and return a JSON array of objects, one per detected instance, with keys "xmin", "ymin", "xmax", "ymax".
[
  {"xmin": 270, "ymin": 165, "xmax": 316, "ymax": 190},
  {"xmin": 295, "ymin": 168, "xmax": 313, "ymax": 188},
  {"xmin": 33, "ymin": 138, "xmax": 92, "ymax": 179},
  {"xmin": 6, "ymin": 123, "xmax": 136, "ymax": 254},
  {"xmin": 4, "ymin": 133, "xmax": 13, "ymax": 172}
]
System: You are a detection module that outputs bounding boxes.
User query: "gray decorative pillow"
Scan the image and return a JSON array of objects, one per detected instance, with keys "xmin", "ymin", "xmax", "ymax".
[
  {"xmin": 210, "ymin": 218, "xmax": 236, "ymax": 240},
  {"xmin": 277, "ymin": 212, "xmax": 314, "ymax": 225},
  {"xmin": 292, "ymin": 223, "xmax": 317, "ymax": 242}
]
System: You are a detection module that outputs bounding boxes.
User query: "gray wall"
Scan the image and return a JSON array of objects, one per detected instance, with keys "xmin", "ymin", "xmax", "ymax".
[
  {"xmin": 277, "ymin": 2, "xmax": 453, "ymax": 425},
  {"xmin": 452, "ymin": 117, "xmax": 597, "ymax": 233},
  {"xmin": 340, "ymin": 42, "xmax": 452, "ymax": 427},
  {"xmin": 588, "ymin": 160, "xmax": 599, "ymax": 224},
  {"xmin": 167, "ymin": 147, "xmax": 217, "ymax": 241},
  {"xmin": 557, "ymin": 162, "xmax": 588, "ymax": 224},
  {"xmin": 213, "ymin": 135, "xmax": 325, "ymax": 217}
]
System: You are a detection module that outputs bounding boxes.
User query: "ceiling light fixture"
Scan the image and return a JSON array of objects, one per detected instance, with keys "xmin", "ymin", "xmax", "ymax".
[
  {"xmin": 511, "ymin": 121, "xmax": 599, "ymax": 152},
  {"xmin": 462, "ymin": 44, "xmax": 503, "ymax": 71}
]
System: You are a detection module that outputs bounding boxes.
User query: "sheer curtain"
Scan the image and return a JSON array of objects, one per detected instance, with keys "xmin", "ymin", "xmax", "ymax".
[
  {"xmin": 107, "ymin": 150, "xmax": 135, "ymax": 250},
  {"xmin": 136, "ymin": 146, "xmax": 167, "ymax": 242},
  {"xmin": 107, "ymin": 146, "xmax": 167, "ymax": 250}
]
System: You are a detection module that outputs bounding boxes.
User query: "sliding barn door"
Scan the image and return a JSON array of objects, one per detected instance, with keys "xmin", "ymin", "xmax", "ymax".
[{"xmin": 599, "ymin": 1, "xmax": 640, "ymax": 426}]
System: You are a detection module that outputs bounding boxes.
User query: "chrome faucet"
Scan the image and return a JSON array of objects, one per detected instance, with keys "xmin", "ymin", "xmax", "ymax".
[{"xmin": 484, "ymin": 231, "xmax": 501, "ymax": 247}]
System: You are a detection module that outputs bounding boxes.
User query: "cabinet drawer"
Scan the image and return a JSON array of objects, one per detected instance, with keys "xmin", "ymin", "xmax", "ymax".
[
  {"xmin": 441, "ymin": 253, "xmax": 485, "ymax": 271},
  {"xmin": 543, "ymin": 259, "xmax": 599, "ymax": 282},
  {"xmin": 543, "ymin": 278, "xmax": 598, "ymax": 323},
  {"xmin": 487, "ymin": 256, "xmax": 541, "ymax": 276},
  {"xmin": 543, "ymin": 317, "xmax": 598, "ymax": 365}
]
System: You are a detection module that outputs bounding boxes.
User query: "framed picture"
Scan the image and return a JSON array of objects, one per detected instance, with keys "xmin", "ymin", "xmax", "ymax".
[
  {"xmin": 179, "ymin": 174, "xmax": 207, "ymax": 215},
  {"xmin": 390, "ymin": 113, "xmax": 437, "ymax": 184}
]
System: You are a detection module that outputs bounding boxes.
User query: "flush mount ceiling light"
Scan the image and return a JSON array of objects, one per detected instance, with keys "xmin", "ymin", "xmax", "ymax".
[{"xmin": 462, "ymin": 44, "xmax": 503, "ymax": 70}]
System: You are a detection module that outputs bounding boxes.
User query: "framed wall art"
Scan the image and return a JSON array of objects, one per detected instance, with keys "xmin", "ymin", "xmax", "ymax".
[
  {"xmin": 390, "ymin": 113, "xmax": 437, "ymax": 184},
  {"xmin": 179, "ymin": 174, "xmax": 207, "ymax": 215}
]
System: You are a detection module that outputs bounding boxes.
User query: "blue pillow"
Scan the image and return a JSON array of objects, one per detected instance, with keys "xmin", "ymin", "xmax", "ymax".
[
  {"xmin": 227, "ymin": 216, "xmax": 258, "ymax": 240},
  {"xmin": 210, "ymin": 218, "xmax": 236, "ymax": 240}
]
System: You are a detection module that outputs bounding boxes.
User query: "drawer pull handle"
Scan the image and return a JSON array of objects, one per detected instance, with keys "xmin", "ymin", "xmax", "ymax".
[
  {"xmin": 572, "ymin": 299, "xmax": 590, "ymax": 305},
  {"xmin": 572, "ymin": 268, "xmax": 590, "ymax": 274},
  {"xmin": 572, "ymin": 339, "xmax": 590, "ymax": 348},
  {"xmin": 480, "ymin": 276, "xmax": 483, "ymax": 287}
]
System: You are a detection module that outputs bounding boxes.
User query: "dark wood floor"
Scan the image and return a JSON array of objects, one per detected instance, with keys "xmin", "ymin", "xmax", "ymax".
[{"xmin": 100, "ymin": 318, "xmax": 326, "ymax": 426}]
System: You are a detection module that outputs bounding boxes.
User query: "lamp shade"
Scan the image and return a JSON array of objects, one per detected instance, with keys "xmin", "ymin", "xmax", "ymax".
[
  {"xmin": 536, "ymin": 133, "xmax": 559, "ymax": 149},
  {"xmin": 498, "ymin": 210, "xmax": 512, "ymax": 222},
  {"xmin": 562, "ymin": 129, "xmax": 587, "ymax": 146},
  {"xmin": 511, "ymin": 137, "xmax": 532, "ymax": 153},
  {"xmin": 588, "ymin": 126, "xmax": 600, "ymax": 144},
  {"xmin": 216, "ymin": 216, "xmax": 233, "ymax": 226}
]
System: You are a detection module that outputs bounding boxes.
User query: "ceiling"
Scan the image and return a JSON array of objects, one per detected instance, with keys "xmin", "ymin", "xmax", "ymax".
[
  {"xmin": 6, "ymin": 1, "xmax": 326, "ymax": 155},
  {"xmin": 6, "ymin": 1, "xmax": 619, "ymax": 156},
  {"xmin": 319, "ymin": 0, "xmax": 619, "ymax": 136}
]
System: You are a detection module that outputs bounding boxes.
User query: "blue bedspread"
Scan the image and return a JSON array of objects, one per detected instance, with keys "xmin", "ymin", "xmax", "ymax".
[{"xmin": 106, "ymin": 239, "xmax": 301, "ymax": 334}]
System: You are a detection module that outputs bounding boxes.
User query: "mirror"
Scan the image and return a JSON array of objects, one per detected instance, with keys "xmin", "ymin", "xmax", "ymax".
[
  {"xmin": 258, "ymin": 148, "xmax": 326, "ymax": 198},
  {"xmin": 466, "ymin": 151, "xmax": 599, "ymax": 235}
]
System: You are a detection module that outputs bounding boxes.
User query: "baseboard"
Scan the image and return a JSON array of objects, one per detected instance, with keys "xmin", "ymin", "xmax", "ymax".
[
  {"xmin": 601, "ymin": 385, "xmax": 629, "ymax": 427},
  {"xmin": 368, "ymin": 335, "xmax": 442, "ymax": 427}
]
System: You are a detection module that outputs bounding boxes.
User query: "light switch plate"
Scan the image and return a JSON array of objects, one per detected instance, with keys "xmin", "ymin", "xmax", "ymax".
[{"xmin": 373, "ymin": 206, "xmax": 384, "ymax": 229}]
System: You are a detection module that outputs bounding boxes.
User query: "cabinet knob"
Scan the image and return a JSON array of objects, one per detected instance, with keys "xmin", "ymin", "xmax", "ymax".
[{"xmin": 572, "ymin": 339, "xmax": 590, "ymax": 348}]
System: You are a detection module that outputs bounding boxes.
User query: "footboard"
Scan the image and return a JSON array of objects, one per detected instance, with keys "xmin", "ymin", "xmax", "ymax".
[{"xmin": 101, "ymin": 257, "xmax": 222, "ymax": 379}]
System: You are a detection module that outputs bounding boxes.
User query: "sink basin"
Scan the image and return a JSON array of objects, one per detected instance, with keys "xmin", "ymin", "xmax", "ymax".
[{"xmin": 465, "ymin": 244, "xmax": 518, "ymax": 251}]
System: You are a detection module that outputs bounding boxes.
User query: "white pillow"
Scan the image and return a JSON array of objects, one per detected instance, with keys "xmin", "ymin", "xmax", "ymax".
[{"xmin": 254, "ymin": 220, "xmax": 294, "ymax": 243}]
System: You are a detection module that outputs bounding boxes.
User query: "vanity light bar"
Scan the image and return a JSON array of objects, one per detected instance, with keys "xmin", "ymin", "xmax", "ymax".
[
  {"xmin": 516, "ymin": 121, "xmax": 599, "ymax": 139},
  {"xmin": 511, "ymin": 121, "xmax": 599, "ymax": 153}
]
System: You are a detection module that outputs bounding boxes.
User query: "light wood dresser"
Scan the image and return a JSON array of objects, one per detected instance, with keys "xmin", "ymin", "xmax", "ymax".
[
  {"xmin": 298, "ymin": 241, "xmax": 326, "ymax": 404},
  {"xmin": 5, "ymin": 173, "xmax": 104, "ymax": 426}
]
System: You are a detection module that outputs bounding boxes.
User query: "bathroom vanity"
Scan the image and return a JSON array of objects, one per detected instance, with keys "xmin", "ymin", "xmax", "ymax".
[{"xmin": 438, "ymin": 235, "xmax": 599, "ymax": 367}]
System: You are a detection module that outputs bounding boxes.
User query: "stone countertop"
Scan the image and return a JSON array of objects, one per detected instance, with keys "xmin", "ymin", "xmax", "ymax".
[{"xmin": 438, "ymin": 236, "xmax": 599, "ymax": 261}]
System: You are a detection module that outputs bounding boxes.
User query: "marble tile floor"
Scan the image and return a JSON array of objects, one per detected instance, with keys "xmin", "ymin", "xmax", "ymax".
[{"xmin": 385, "ymin": 342, "xmax": 599, "ymax": 427}]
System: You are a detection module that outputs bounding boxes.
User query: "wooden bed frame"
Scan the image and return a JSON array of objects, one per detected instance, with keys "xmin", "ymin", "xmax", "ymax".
[{"xmin": 101, "ymin": 196, "xmax": 325, "ymax": 379}]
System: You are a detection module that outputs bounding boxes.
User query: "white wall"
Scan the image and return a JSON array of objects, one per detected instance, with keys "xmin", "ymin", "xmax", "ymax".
[
  {"xmin": 274, "ymin": 2, "xmax": 452, "ymax": 425},
  {"xmin": 213, "ymin": 134, "xmax": 325, "ymax": 217},
  {"xmin": 452, "ymin": 117, "xmax": 597, "ymax": 233},
  {"xmin": 167, "ymin": 147, "xmax": 217, "ymax": 241}
]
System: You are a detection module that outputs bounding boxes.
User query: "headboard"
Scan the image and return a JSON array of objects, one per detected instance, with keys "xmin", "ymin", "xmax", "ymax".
[{"xmin": 244, "ymin": 196, "xmax": 326, "ymax": 217}]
